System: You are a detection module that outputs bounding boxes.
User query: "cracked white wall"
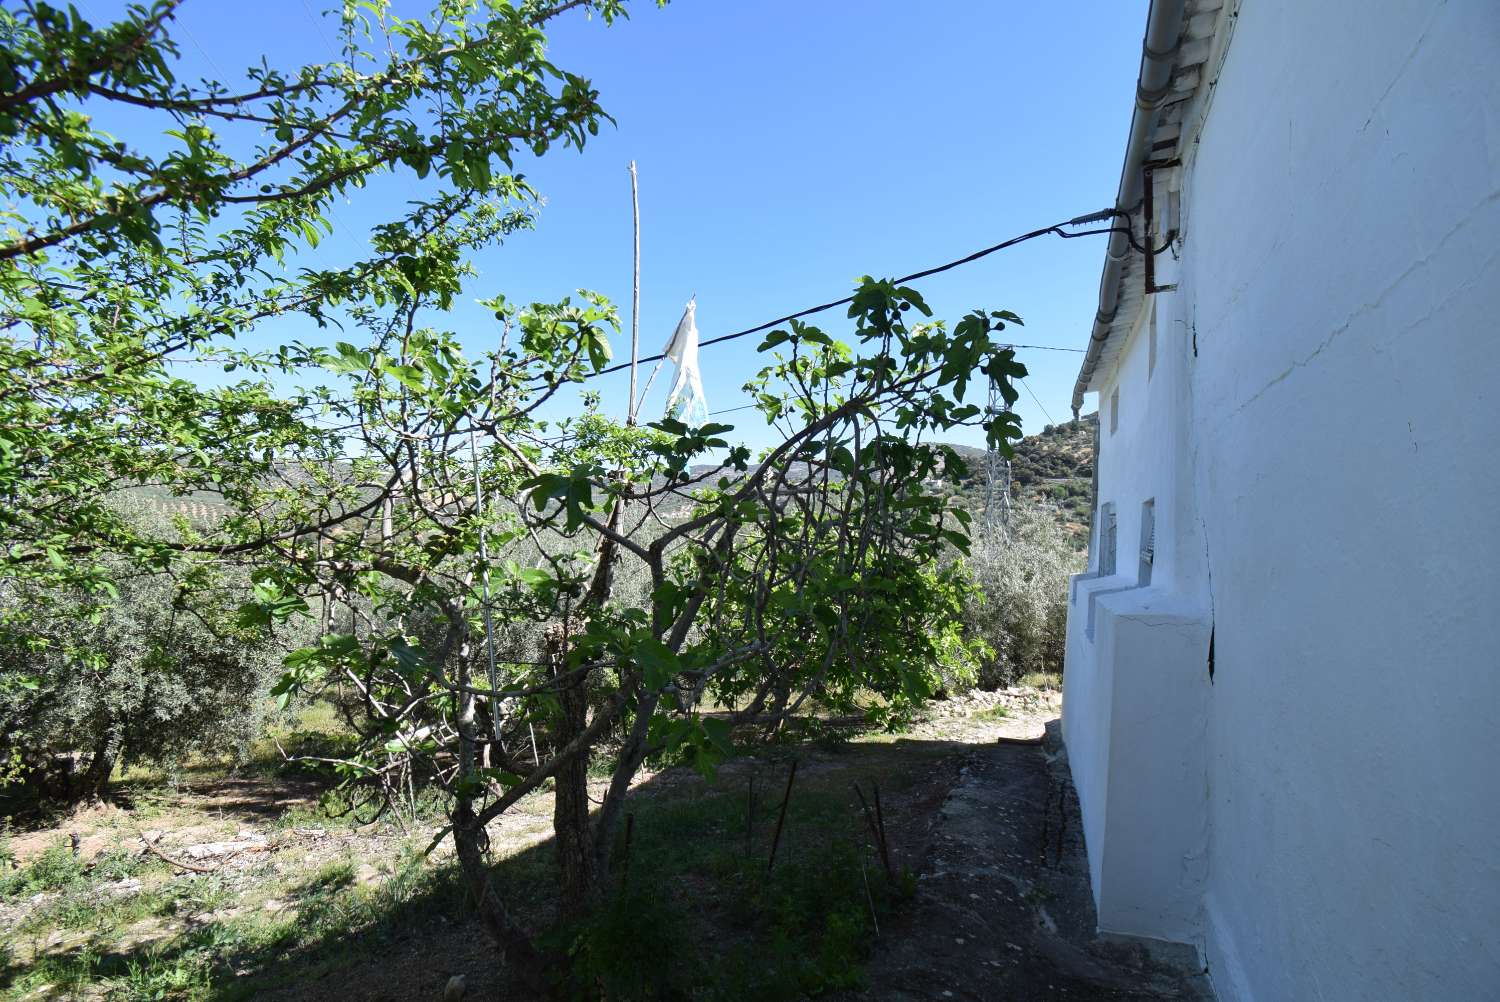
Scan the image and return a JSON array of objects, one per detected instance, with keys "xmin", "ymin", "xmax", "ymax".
[
  {"xmin": 1064, "ymin": 1, "xmax": 1500, "ymax": 1000},
  {"xmin": 1064, "ymin": 265, "xmax": 1213, "ymax": 949}
]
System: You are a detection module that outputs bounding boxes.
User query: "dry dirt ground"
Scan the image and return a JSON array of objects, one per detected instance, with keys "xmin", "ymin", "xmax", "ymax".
[
  {"xmin": 1, "ymin": 690, "xmax": 1208, "ymax": 1001},
  {"xmin": 839, "ymin": 719, "xmax": 1212, "ymax": 1001}
]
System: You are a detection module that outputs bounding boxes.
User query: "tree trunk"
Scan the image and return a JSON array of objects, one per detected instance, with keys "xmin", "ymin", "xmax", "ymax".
[
  {"xmin": 445, "ymin": 602, "xmax": 548, "ymax": 994},
  {"xmin": 551, "ymin": 638, "xmax": 596, "ymax": 917},
  {"xmin": 77, "ymin": 720, "xmax": 123, "ymax": 801},
  {"xmin": 452, "ymin": 801, "xmax": 549, "ymax": 996}
]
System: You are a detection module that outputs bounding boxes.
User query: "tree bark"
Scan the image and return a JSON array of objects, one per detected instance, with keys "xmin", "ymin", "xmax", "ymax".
[
  {"xmin": 77, "ymin": 719, "xmax": 123, "ymax": 801},
  {"xmin": 550, "ymin": 631, "xmax": 596, "ymax": 918},
  {"xmin": 549, "ymin": 488, "xmax": 627, "ymax": 913},
  {"xmin": 452, "ymin": 801, "xmax": 549, "ymax": 997},
  {"xmin": 445, "ymin": 602, "xmax": 548, "ymax": 993}
]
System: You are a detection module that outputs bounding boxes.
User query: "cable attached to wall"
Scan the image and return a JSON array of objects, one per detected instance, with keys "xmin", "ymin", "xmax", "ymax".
[{"xmin": 589, "ymin": 208, "xmax": 1139, "ymax": 383}]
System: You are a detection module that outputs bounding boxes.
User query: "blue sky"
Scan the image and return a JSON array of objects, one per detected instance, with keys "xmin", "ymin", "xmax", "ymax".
[{"xmin": 96, "ymin": 0, "xmax": 1147, "ymax": 450}]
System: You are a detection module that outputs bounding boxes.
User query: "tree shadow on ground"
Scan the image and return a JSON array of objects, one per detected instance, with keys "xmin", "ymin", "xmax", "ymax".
[{"xmin": 2, "ymin": 732, "xmax": 978, "ymax": 1002}]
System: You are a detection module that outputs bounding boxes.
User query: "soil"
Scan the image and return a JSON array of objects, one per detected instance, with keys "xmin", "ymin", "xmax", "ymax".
[
  {"xmin": 839, "ymin": 719, "xmax": 1213, "ymax": 1002},
  {"xmin": 2, "ymin": 690, "xmax": 1210, "ymax": 1001}
]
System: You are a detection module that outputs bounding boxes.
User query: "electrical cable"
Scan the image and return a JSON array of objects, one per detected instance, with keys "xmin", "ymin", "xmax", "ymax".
[
  {"xmin": 1018, "ymin": 376, "xmax": 1058, "ymax": 427},
  {"xmin": 590, "ymin": 208, "xmax": 1132, "ymax": 382},
  {"xmin": 708, "ymin": 356, "xmax": 1071, "ymax": 420},
  {"xmin": 707, "ymin": 402, "xmax": 761, "ymax": 417}
]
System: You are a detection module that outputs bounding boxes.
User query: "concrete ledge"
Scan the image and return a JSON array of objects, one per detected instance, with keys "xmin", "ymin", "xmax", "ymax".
[{"xmin": 1085, "ymin": 589, "xmax": 1212, "ymax": 946}]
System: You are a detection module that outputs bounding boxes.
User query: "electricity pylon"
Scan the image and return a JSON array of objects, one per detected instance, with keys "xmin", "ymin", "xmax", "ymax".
[{"xmin": 982, "ymin": 373, "xmax": 1012, "ymax": 536}]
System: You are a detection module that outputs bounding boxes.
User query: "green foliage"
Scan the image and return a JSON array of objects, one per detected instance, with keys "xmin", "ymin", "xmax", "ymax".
[
  {"xmin": 959, "ymin": 506, "xmax": 1083, "ymax": 688},
  {"xmin": 725, "ymin": 842, "xmax": 907, "ymax": 997},
  {"xmin": 119, "ymin": 950, "xmax": 214, "ymax": 1002},
  {"xmin": 0, "ymin": 0, "xmax": 648, "ymax": 597},
  {"xmin": 0, "ymin": 506, "xmax": 313, "ymax": 803},
  {"xmin": 0, "ymin": 839, "xmax": 87, "ymax": 898},
  {"xmin": 563, "ymin": 840, "xmax": 907, "ymax": 1001},
  {"xmin": 244, "ymin": 270, "xmax": 1027, "ymax": 935},
  {"xmin": 0, "ymin": 0, "xmax": 1029, "ymax": 979},
  {"xmin": 562, "ymin": 881, "xmax": 699, "ymax": 1000}
]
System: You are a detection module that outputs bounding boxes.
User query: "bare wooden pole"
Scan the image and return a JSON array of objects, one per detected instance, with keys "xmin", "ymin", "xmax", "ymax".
[
  {"xmin": 470, "ymin": 429, "xmax": 502, "ymax": 742},
  {"xmin": 627, "ymin": 160, "xmax": 641, "ymax": 426}
]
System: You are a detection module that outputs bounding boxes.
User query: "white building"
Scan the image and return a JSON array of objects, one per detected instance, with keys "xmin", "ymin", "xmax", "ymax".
[{"xmin": 1060, "ymin": 2, "xmax": 1500, "ymax": 1000}]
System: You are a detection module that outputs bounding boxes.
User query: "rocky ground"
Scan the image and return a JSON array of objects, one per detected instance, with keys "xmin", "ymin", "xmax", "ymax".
[{"xmin": 842, "ymin": 722, "xmax": 1211, "ymax": 1001}]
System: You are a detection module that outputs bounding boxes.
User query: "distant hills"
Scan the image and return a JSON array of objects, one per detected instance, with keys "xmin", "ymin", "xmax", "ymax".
[{"xmin": 940, "ymin": 413, "xmax": 1096, "ymax": 546}]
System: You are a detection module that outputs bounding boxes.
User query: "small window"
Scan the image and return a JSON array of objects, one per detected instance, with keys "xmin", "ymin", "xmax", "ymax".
[
  {"xmin": 1138, "ymin": 499, "xmax": 1155, "ymax": 585},
  {"xmin": 1098, "ymin": 502, "xmax": 1117, "ymax": 576},
  {"xmin": 1109, "ymin": 387, "xmax": 1119, "ymax": 435}
]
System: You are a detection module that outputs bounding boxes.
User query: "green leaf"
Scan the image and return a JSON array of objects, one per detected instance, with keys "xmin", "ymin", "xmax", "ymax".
[
  {"xmin": 702, "ymin": 717, "xmax": 733, "ymax": 755},
  {"xmin": 584, "ymin": 327, "xmax": 612, "ymax": 371},
  {"xmin": 635, "ymin": 638, "xmax": 679, "ymax": 692},
  {"xmin": 383, "ymin": 363, "xmax": 428, "ymax": 393},
  {"xmin": 387, "ymin": 638, "xmax": 428, "ymax": 675},
  {"xmin": 757, "ymin": 330, "xmax": 790, "ymax": 351}
]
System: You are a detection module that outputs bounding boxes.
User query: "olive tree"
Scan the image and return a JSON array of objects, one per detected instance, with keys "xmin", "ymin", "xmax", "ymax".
[
  {"xmin": 962, "ymin": 505, "xmax": 1082, "ymax": 687},
  {"xmin": 0, "ymin": 507, "xmax": 312, "ymax": 802}
]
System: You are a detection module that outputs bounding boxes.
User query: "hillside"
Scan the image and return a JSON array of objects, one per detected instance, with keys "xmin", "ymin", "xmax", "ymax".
[
  {"xmin": 941, "ymin": 413, "xmax": 1096, "ymax": 546},
  {"xmin": 1010, "ymin": 413, "xmax": 1095, "ymax": 541}
]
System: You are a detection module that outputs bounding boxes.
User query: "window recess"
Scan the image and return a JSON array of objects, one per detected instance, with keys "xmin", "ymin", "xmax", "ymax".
[{"xmin": 1138, "ymin": 499, "xmax": 1156, "ymax": 585}]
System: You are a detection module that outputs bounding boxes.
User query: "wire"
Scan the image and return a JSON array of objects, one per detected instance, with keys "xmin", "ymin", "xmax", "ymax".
[
  {"xmin": 1019, "ymin": 376, "xmax": 1057, "ymax": 427},
  {"xmin": 707, "ymin": 357, "xmax": 1068, "ymax": 421},
  {"xmin": 591, "ymin": 208, "xmax": 1123, "ymax": 381},
  {"xmin": 707, "ymin": 402, "xmax": 761, "ymax": 417}
]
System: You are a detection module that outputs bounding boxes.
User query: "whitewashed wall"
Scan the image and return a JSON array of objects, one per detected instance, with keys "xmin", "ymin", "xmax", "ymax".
[
  {"xmin": 1064, "ymin": 1, "xmax": 1500, "ymax": 999},
  {"xmin": 1064, "ymin": 288, "xmax": 1214, "ymax": 944}
]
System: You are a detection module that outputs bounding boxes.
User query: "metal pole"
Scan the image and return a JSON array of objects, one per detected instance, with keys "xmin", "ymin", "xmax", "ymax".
[
  {"xmin": 983, "ymin": 369, "xmax": 1013, "ymax": 536},
  {"xmin": 767, "ymin": 758, "xmax": 799, "ymax": 872}
]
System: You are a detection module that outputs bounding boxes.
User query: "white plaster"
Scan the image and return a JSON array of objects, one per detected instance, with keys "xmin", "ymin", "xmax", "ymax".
[
  {"xmin": 1092, "ymin": 590, "xmax": 1211, "ymax": 943},
  {"xmin": 1062, "ymin": 1, "xmax": 1500, "ymax": 999}
]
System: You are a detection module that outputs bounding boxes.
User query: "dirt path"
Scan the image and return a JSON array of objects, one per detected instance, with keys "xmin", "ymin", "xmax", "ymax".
[{"xmin": 843, "ymin": 720, "xmax": 1212, "ymax": 1001}]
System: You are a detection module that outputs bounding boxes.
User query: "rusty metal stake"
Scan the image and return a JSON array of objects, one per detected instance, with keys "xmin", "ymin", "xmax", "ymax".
[
  {"xmin": 872, "ymin": 782, "xmax": 893, "ymax": 878},
  {"xmin": 621, "ymin": 812, "xmax": 635, "ymax": 883},
  {"xmin": 745, "ymin": 775, "xmax": 756, "ymax": 859},
  {"xmin": 767, "ymin": 759, "xmax": 798, "ymax": 872},
  {"xmin": 860, "ymin": 856, "xmax": 881, "ymax": 937},
  {"xmin": 854, "ymin": 783, "xmax": 893, "ymax": 880}
]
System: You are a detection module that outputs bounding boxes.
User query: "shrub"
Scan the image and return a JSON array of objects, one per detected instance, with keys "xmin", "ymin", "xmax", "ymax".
[
  {"xmin": 0, "ymin": 507, "xmax": 314, "ymax": 804},
  {"xmin": 958, "ymin": 506, "xmax": 1083, "ymax": 688}
]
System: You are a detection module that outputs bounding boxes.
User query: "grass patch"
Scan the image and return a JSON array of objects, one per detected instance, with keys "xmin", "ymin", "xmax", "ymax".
[
  {"xmin": 0, "ymin": 839, "xmax": 90, "ymax": 898},
  {"xmin": 559, "ymin": 756, "xmax": 919, "ymax": 1000},
  {"xmin": 0, "ymin": 841, "xmax": 469, "ymax": 1002},
  {"xmin": 2, "ymin": 730, "xmax": 961, "ymax": 1001},
  {"xmin": 1018, "ymin": 671, "xmax": 1062, "ymax": 690}
]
